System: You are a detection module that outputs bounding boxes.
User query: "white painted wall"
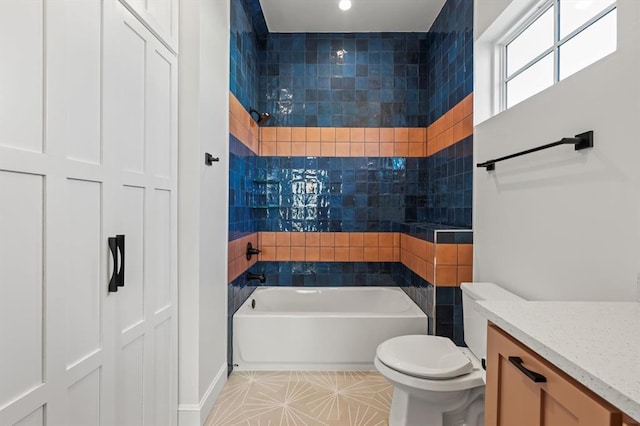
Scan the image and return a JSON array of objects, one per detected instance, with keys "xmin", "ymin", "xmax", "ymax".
[
  {"xmin": 474, "ymin": 0, "xmax": 513, "ymax": 39},
  {"xmin": 178, "ymin": 0, "xmax": 230, "ymax": 424},
  {"xmin": 473, "ymin": 0, "xmax": 640, "ymax": 302}
]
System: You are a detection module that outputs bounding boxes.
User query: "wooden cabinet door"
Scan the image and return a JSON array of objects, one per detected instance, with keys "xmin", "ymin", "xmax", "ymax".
[{"xmin": 486, "ymin": 324, "xmax": 622, "ymax": 426}]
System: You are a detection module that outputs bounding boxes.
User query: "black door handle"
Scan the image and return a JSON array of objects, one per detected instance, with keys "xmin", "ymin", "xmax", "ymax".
[
  {"xmin": 108, "ymin": 237, "xmax": 118, "ymax": 292},
  {"xmin": 508, "ymin": 356, "xmax": 547, "ymax": 383},
  {"xmin": 116, "ymin": 234, "xmax": 125, "ymax": 287}
]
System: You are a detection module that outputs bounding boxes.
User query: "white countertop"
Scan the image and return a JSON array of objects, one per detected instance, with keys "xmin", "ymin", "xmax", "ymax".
[{"xmin": 477, "ymin": 301, "xmax": 640, "ymax": 422}]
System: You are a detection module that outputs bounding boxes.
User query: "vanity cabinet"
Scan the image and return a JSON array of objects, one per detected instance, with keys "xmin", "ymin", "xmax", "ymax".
[{"xmin": 485, "ymin": 324, "xmax": 633, "ymax": 426}]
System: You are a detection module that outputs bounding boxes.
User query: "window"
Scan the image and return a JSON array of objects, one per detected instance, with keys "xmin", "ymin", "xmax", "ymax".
[{"xmin": 503, "ymin": 0, "xmax": 616, "ymax": 109}]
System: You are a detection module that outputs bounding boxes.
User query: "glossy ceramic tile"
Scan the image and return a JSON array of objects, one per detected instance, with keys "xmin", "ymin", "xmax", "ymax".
[
  {"xmin": 260, "ymin": 126, "xmax": 426, "ymax": 158},
  {"xmin": 394, "ymin": 263, "xmax": 435, "ymax": 334},
  {"xmin": 425, "ymin": 0, "xmax": 474, "ymax": 125},
  {"xmin": 251, "ymin": 156, "xmax": 420, "ymax": 232},
  {"xmin": 206, "ymin": 371, "xmax": 392, "ymax": 426},
  {"xmin": 230, "ymin": 0, "xmax": 266, "ymax": 112},
  {"xmin": 435, "ymin": 286, "xmax": 464, "ymax": 345},
  {"xmin": 229, "ymin": 134, "xmax": 258, "ymax": 241},
  {"xmin": 426, "ymin": 136, "xmax": 473, "ymax": 227},
  {"xmin": 257, "ymin": 261, "xmax": 396, "ymax": 287},
  {"xmin": 260, "ymin": 33, "xmax": 430, "ymax": 128},
  {"xmin": 258, "ymin": 232, "xmax": 399, "ymax": 263},
  {"xmin": 234, "ymin": 0, "xmax": 473, "ymax": 128},
  {"xmin": 228, "ymin": 233, "xmax": 259, "ymax": 282},
  {"xmin": 230, "ymin": 93, "xmax": 260, "ymax": 154},
  {"xmin": 427, "ymin": 94, "xmax": 473, "ymax": 155}
]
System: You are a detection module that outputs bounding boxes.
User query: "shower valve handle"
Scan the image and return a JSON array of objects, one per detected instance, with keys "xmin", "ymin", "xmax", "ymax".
[{"xmin": 246, "ymin": 242, "xmax": 261, "ymax": 260}]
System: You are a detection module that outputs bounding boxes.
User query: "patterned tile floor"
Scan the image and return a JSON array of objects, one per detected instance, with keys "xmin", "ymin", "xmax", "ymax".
[{"xmin": 205, "ymin": 371, "xmax": 392, "ymax": 426}]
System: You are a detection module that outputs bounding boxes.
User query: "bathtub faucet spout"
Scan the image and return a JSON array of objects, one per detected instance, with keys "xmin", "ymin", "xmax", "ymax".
[{"xmin": 247, "ymin": 272, "xmax": 266, "ymax": 284}]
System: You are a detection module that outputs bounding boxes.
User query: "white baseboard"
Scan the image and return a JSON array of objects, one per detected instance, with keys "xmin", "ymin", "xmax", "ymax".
[
  {"xmin": 177, "ymin": 409, "xmax": 200, "ymax": 426},
  {"xmin": 177, "ymin": 362, "xmax": 228, "ymax": 425},
  {"xmin": 199, "ymin": 363, "xmax": 228, "ymax": 423}
]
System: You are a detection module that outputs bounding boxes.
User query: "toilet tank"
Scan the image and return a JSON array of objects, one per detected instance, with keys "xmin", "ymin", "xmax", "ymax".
[{"xmin": 460, "ymin": 282, "xmax": 524, "ymax": 364}]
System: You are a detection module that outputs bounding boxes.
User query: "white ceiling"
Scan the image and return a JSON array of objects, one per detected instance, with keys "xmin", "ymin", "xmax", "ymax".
[{"xmin": 259, "ymin": 0, "xmax": 448, "ymax": 33}]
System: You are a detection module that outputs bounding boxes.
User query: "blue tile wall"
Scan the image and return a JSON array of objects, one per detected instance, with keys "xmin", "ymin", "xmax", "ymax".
[
  {"xmin": 229, "ymin": 135, "xmax": 258, "ymax": 241},
  {"xmin": 258, "ymin": 261, "xmax": 396, "ymax": 286},
  {"xmin": 394, "ymin": 262, "xmax": 434, "ymax": 320},
  {"xmin": 426, "ymin": 0, "xmax": 474, "ymax": 125},
  {"xmin": 435, "ymin": 287, "xmax": 465, "ymax": 346},
  {"xmin": 259, "ymin": 33, "xmax": 430, "ymax": 127},
  {"xmin": 252, "ymin": 156, "xmax": 427, "ymax": 232},
  {"xmin": 230, "ymin": 0, "xmax": 265, "ymax": 111},
  {"xmin": 393, "ymin": 263, "xmax": 464, "ymax": 345},
  {"xmin": 426, "ymin": 135, "xmax": 473, "ymax": 227},
  {"xmin": 251, "ymin": 138, "xmax": 472, "ymax": 232}
]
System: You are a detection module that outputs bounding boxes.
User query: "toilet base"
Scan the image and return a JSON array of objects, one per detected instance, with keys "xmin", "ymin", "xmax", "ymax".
[{"xmin": 388, "ymin": 385, "xmax": 485, "ymax": 426}]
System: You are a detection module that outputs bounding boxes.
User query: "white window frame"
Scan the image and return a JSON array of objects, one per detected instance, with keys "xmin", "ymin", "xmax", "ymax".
[{"xmin": 499, "ymin": 0, "xmax": 617, "ymax": 110}]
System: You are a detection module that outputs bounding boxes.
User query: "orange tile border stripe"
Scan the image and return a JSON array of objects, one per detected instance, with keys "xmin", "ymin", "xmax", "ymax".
[
  {"xmin": 228, "ymin": 231, "xmax": 473, "ymax": 286},
  {"xmin": 229, "ymin": 93, "xmax": 260, "ymax": 154},
  {"xmin": 260, "ymin": 126, "xmax": 426, "ymax": 158},
  {"xmin": 257, "ymin": 232, "xmax": 401, "ymax": 263},
  {"xmin": 229, "ymin": 91, "xmax": 473, "ymax": 158},
  {"xmin": 427, "ymin": 93, "xmax": 473, "ymax": 156},
  {"xmin": 255, "ymin": 94, "xmax": 472, "ymax": 158},
  {"xmin": 227, "ymin": 233, "xmax": 259, "ymax": 283}
]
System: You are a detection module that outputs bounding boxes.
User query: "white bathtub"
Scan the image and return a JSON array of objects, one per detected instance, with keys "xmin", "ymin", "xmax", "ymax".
[{"xmin": 232, "ymin": 286, "xmax": 428, "ymax": 371}]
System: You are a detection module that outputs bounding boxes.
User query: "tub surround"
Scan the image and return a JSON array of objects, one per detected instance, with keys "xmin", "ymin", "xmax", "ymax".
[
  {"xmin": 228, "ymin": 0, "xmax": 475, "ymax": 370},
  {"xmin": 227, "ymin": 93, "xmax": 474, "ymax": 289},
  {"xmin": 478, "ymin": 301, "xmax": 640, "ymax": 422},
  {"xmin": 227, "ymin": 90, "xmax": 473, "ymax": 363}
]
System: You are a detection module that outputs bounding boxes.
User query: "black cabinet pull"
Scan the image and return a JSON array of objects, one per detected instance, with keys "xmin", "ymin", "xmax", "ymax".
[
  {"xmin": 108, "ymin": 237, "xmax": 118, "ymax": 292},
  {"xmin": 508, "ymin": 356, "xmax": 547, "ymax": 383},
  {"xmin": 116, "ymin": 234, "xmax": 125, "ymax": 287}
]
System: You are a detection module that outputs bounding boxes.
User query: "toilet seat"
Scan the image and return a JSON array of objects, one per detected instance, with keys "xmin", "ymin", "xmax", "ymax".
[
  {"xmin": 377, "ymin": 335, "xmax": 473, "ymax": 379},
  {"xmin": 375, "ymin": 336, "xmax": 485, "ymax": 393}
]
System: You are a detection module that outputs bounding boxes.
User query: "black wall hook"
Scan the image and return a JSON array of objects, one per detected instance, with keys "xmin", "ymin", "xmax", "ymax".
[{"xmin": 205, "ymin": 152, "xmax": 220, "ymax": 166}]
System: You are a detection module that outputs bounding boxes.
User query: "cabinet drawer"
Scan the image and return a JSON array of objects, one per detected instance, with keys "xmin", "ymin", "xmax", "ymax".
[{"xmin": 486, "ymin": 324, "xmax": 622, "ymax": 426}]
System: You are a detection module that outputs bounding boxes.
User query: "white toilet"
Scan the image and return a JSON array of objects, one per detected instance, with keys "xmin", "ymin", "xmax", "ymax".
[{"xmin": 374, "ymin": 282, "xmax": 524, "ymax": 426}]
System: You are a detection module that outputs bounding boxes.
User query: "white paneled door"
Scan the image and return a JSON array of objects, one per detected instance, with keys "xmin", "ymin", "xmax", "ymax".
[{"xmin": 0, "ymin": 1, "xmax": 178, "ymax": 425}]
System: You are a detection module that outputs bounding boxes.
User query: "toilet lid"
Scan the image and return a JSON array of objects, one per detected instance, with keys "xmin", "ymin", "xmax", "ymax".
[{"xmin": 377, "ymin": 335, "xmax": 473, "ymax": 379}]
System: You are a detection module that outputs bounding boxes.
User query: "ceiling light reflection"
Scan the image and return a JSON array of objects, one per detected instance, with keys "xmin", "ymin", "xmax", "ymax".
[{"xmin": 339, "ymin": 0, "xmax": 351, "ymax": 11}]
